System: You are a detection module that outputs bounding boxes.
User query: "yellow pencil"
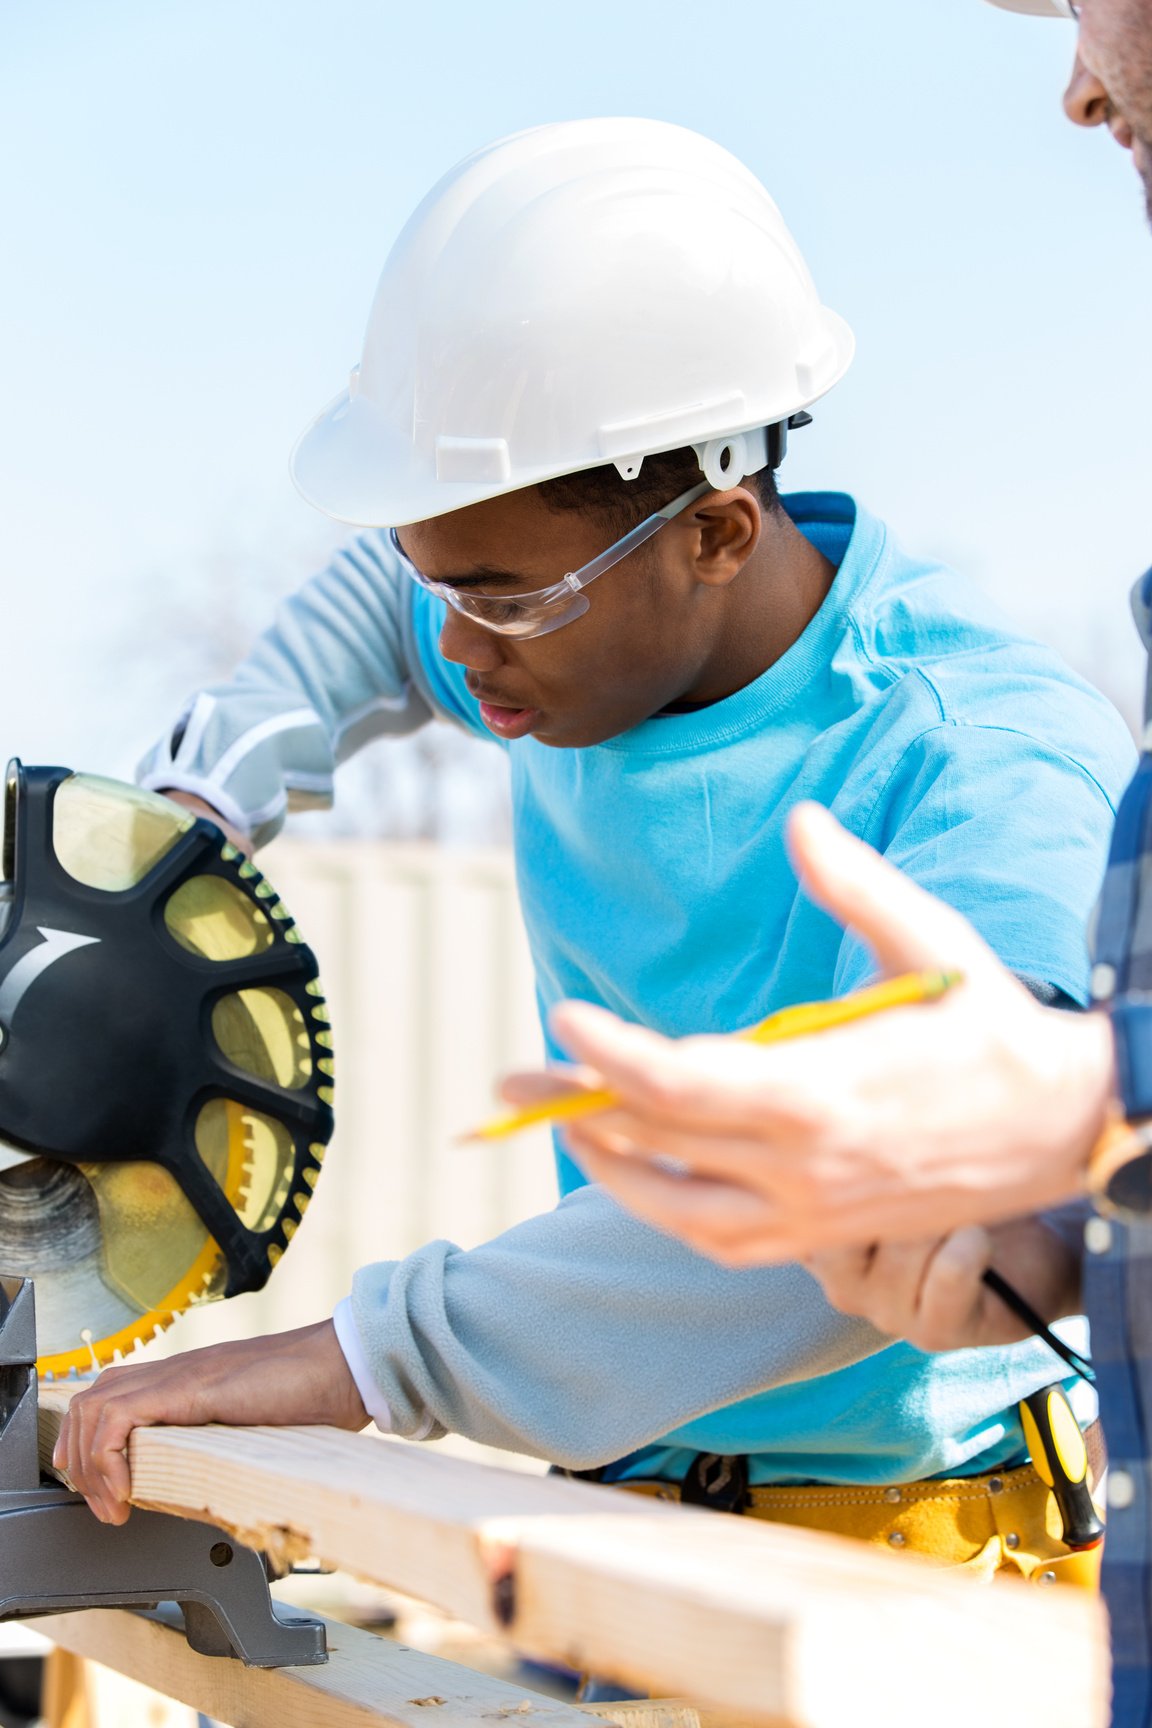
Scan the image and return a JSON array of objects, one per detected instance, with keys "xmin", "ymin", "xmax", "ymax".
[{"xmin": 463, "ymin": 968, "xmax": 964, "ymax": 1143}]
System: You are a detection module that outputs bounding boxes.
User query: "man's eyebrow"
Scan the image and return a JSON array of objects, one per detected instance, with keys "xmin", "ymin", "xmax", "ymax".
[
  {"xmin": 431, "ymin": 573, "xmax": 528, "ymax": 594},
  {"xmin": 433, "ymin": 568, "xmax": 531, "ymax": 592},
  {"xmin": 392, "ymin": 530, "xmax": 543, "ymax": 591}
]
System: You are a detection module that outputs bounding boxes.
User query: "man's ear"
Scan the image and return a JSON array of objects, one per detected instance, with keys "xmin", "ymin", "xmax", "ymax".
[{"xmin": 688, "ymin": 489, "xmax": 763, "ymax": 589}]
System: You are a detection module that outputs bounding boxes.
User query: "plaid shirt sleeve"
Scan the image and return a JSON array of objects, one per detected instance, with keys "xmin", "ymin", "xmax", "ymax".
[{"xmin": 1084, "ymin": 567, "xmax": 1152, "ymax": 1728}]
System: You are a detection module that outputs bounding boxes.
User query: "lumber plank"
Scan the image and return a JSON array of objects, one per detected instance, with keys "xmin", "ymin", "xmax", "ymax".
[
  {"xmin": 35, "ymin": 1607, "xmax": 601, "ymax": 1728},
  {"xmin": 580, "ymin": 1704, "xmax": 763, "ymax": 1728},
  {"xmin": 38, "ymin": 1606, "xmax": 764, "ymax": 1728},
  {"xmin": 38, "ymin": 1389, "xmax": 1109, "ymax": 1727}
]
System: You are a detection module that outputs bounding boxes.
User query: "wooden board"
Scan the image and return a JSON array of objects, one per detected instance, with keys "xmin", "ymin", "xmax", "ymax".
[
  {"xmin": 36, "ymin": 1608, "xmax": 760, "ymax": 1728},
  {"xmin": 36, "ymin": 1607, "xmax": 768, "ymax": 1728},
  {"xmin": 36, "ymin": 1608, "xmax": 602, "ymax": 1728},
  {"xmin": 38, "ymin": 1390, "xmax": 1110, "ymax": 1727}
]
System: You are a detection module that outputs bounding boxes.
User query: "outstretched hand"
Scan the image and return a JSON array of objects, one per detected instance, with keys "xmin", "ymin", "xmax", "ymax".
[
  {"xmin": 503, "ymin": 804, "xmax": 1117, "ymax": 1265},
  {"xmin": 52, "ymin": 1320, "xmax": 368, "ymax": 1525}
]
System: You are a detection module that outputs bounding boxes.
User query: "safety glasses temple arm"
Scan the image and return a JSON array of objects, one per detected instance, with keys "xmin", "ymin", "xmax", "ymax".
[{"xmin": 566, "ymin": 480, "xmax": 713, "ymax": 593}]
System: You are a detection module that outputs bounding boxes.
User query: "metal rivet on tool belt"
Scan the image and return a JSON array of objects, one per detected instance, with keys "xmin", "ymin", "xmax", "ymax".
[
  {"xmin": 883, "ymin": 1487, "xmax": 901, "ymax": 1504},
  {"xmin": 1109, "ymin": 1470, "xmax": 1137, "ymax": 1510},
  {"xmin": 1005, "ymin": 1533, "xmax": 1020, "ymax": 1550},
  {"xmin": 988, "ymin": 1478, "xmax": 1003, "ymax": 1495},
  {"xmin": 1037, "ymin": 1571, "xmax": 1057, "ymax": 1587},
  {"xmin": 1086, "ymin": 1217, "xmax": 1114, "ymax": 1256},
  {"xmin": 887, "ymin": 1532, "xmax": 906, "ymax": 1548}
]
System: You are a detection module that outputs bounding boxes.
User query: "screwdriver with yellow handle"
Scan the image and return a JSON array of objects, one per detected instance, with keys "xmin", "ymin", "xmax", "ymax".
[
  {"xmin": 1019, "ymin": 1384, "xmax": 1105, "ymax": 1552},
  {"xmin": 464, "ymin": 968, "xmax": 964, "ymax": 1142}
]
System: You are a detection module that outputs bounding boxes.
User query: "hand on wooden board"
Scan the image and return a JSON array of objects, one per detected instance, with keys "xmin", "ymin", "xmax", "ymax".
[{"xmin": 52, "ymin": 1320, "xmax": 369, "ymax": 1525}]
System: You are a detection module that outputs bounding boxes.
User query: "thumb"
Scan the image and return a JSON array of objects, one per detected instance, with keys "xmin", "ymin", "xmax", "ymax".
[{"xmin": 786, "ymin": 804, "xmax": 1000, "ymax": 980}]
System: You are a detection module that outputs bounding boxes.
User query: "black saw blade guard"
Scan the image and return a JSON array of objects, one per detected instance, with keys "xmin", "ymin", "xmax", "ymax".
[{"xmin": 0, "ymin": 762, "xmax": 333, "ymax": 1297}]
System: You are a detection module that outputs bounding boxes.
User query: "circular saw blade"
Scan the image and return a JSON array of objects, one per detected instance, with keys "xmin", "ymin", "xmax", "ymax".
[
  {"xmin": 0, "ymin": 769, "xmax": 333, "ymax": 1376},
  {"xmin": 1, "ymin": 1132, "xmax": 244, "ymax": 1374}
]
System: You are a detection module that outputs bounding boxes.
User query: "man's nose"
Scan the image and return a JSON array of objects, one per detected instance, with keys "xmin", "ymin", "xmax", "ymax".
[
  {"xmin": 438, "ymin": 606, "xmax": 505, "ymax": 671},
  {"xmin": 1064, "ymin": 52, "xmax": 1110, "ymax": 130}
]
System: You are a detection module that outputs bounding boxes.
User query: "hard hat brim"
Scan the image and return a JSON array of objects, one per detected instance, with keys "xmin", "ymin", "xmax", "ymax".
[
  {"xmin": 290, "ymin": 390, "xmax": 506, "ymax": 528},
  {"xmin": 290, "ymin": 309, "xmax": 854, "ymax": 529},
  {"xmin": 983, "ymin": 0, "xmax": 1075, "ymax": 17}
]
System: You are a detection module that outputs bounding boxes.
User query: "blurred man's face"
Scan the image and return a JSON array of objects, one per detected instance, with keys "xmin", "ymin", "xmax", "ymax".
[{"xmin": 1065, "ymin": 0, "xmax": 1152, "ymax": 222}]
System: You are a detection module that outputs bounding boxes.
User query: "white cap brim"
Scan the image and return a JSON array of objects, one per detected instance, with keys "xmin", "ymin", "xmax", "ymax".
[
  {"xmin": 289, "ymin": 389, "xmax": 510, "ymax": 527},
  {"xmin": 984, "ymin": 0, "xmax": 1075, "ymax": 17},
  {"xmin": 290, "ymin": 306, "xmax": 855, "ymax": 530}
]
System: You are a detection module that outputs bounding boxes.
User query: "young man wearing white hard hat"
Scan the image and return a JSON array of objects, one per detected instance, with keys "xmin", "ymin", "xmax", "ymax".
[
  {"xmin": 55, "ymin": 118, "xmax": 1132, "ymax": 1597},
  {"xmin": 460, "ymin": 5, "xmax": 1152, "ymax": 1717},
  {"xmin": 535, "ymin": 1, "xmax": 1152, "ymax": 1281}
]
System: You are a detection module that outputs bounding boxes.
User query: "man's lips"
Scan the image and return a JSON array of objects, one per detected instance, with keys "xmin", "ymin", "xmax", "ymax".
[{"xmin": 477, "ymin": 699, "xmax": 541, "ymax": 740}]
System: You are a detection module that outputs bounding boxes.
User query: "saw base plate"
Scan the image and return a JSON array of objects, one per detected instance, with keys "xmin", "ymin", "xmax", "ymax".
[{"xmin": 0, "ymin": 1278, "xmax": 326, "ymax": 1668}]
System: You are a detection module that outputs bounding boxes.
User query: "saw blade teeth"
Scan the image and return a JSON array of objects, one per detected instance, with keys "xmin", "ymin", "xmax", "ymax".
[
  {"xmin": 32, "ymin": 784, "xmax": 338, "ymax": 1361},
  {"xmin": 38, "ymin": 1300, "xmax": 182, "ymax": 1378},
  {"xmin": 16, "ymin": 775, "xmax": 337, "ymax": 1367}
]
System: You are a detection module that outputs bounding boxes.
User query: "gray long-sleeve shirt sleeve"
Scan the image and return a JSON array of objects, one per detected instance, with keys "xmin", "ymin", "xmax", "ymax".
[
  {"xmin": 344, "ymin": 1183, "xmax": 888, "ymax": 1468},
  {"xmin": 137, "ymin": 532, "xmax": 438, "ymax": 846}
]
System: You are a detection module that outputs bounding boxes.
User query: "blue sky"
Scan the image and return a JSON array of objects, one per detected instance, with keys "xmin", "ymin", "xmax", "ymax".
[{"xmin": 2, "ymin": 0, "xmax": 1150, "ymax": 793}]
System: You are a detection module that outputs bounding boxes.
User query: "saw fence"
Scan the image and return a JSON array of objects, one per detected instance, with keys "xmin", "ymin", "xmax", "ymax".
[{"xmin": 30, "ymin": 1388, "xmax": 1109, "ymax": 1728}]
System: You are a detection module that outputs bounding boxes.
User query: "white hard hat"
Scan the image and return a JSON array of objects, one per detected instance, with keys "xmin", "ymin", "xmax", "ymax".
[
  {"xmin": 983, "ymin": 0, "xmax": 1077, "ymax": 17},
  {"xmin": 290, "ymin": 118, "xmax": 854, "ymax": 527}
]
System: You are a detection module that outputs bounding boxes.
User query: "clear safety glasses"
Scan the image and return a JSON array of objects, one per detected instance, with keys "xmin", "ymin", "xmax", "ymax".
[{"xmin": 389, "ymin": 479, "xmax": 712, "ymax": 640}]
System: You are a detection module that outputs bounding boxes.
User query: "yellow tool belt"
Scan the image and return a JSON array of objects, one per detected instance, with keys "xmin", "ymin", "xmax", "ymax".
[{"xmin": 608, "ymin": 1426, "xmax": 1105, "ymax": 1591}]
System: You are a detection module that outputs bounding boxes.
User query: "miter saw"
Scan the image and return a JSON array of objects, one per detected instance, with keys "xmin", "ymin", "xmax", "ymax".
[{"xmin": 0, "ymin": 761, "xmax": 336, "ymax": 1666}]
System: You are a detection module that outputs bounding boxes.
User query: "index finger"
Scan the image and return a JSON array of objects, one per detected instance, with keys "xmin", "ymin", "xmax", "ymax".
[
  {"xmin": 499, "ymin": 1063, "xmax": 604, "ymax": 1108},
  {"xmin": 55, "ymin": 1392, "xmax": 135, "ymax": 1524},
  {"xmin": 549, "ymin": 1001, "xmax": 804, "ymax": 1133}
]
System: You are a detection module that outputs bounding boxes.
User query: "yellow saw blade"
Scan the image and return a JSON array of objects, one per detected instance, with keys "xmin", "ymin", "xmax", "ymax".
[
  {"xmin": 4, "ymin": 1096, "xmax": 251, "ymax": 1376},
  {"xmin": 0, "ymin": 770, "xmax": 333, "ymax": 1376}
]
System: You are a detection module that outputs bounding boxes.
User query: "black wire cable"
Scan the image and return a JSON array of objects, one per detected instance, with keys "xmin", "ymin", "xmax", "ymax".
[{"xmin": 981, "ymin": 1267, "xmax": 1095, "ymax": 1385}]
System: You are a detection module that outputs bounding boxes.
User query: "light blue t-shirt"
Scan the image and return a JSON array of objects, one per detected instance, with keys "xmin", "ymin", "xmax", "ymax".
[{"xmin": 407, "ymin": 490, "xmax": 1134, "ymax": 1484}]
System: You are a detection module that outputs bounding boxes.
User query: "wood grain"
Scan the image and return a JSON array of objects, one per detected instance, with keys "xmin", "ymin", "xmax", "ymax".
[
  {"xmin": 36, "ymin": 1608, "xmax": 595, "ymax": 1728},
  {"xmin": 38, "ymin": 1388, "xmax": 1110, "ymax": 1727}
]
